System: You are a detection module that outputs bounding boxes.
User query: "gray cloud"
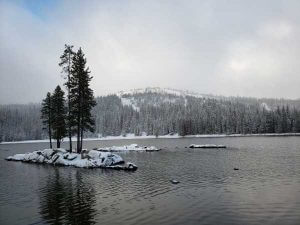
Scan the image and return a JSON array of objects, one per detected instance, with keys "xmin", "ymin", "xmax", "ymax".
[{"xmin": 1, "ymin": 0, "xmax": 300, "ymax": 104}]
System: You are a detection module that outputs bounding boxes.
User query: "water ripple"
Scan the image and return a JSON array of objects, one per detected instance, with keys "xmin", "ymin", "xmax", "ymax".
[{"xmin": 1, "ymin": 137, "xmax": 300, "ymax": 225}]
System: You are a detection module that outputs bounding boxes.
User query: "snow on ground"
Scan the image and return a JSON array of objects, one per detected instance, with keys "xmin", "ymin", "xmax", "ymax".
[
  {"xmin": 97, "ymin": 144, "xmax": 160, "ymax": 152},
  {"xmin": 95, "ymin": 133, "xmax": 181, "ymax": 140},
  {"xmin": 6, "ymin": 148, "xmax": 137, "ymax": 170},
  {"xmin": 117, "ymin": 87, "xmax": 204, "ymax": 98},
  {"xmin": 261, "ymin": 102, "xmax": 271, "ymax": 111},
  {"xmin": 1, "ymin": 133, "xmax": 299, "ymax": 145},
  {"xmin": 120, "ymin": 97, "xmax": 140, "ymax": 112},
  {"xmin": 185, "ymin": 133, "xmax": 300, "ymax": 138},
  {"xmin": 189, "ymin": 144, "xmax": 226, "ymax": 148}
]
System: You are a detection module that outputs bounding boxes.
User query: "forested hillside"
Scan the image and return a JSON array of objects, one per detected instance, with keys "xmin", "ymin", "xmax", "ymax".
[
  {"xmin": 1, "ymin": 88, "xmax": 300, "ymax": 142},
  {"xmin": 0, "ymin": 104, "xmax": 43, "ymax": 142}
]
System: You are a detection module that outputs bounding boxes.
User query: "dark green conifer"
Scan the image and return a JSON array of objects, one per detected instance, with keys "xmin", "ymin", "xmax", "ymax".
[
  {"xmin": 70, "ymin": 48, "xmax": 96, "ymax": 153},
  {"xmin": 51, "ymin": 85, "xmax": 67, "ymax": 148},
  {"xmin": 59, "ymin": 44, "xmax": 75, "ymax": 152},
  {"xmin": 41, "ymin": 92, "xmax": 53, "ymax": 148}
]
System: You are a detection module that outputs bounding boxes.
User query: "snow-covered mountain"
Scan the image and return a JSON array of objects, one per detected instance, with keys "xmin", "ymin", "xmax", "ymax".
[
  {"xmin": 117, "ymin": 87, "xmax": 197, "ymax": 111},
  {"xmin": 92, "ymin": 87, "xmax": 300, "ymax": 137},
  {"xmin": 117, "ymin": 87, "xmax": 206, "ymax": 98},
  {"xmin": 116, "ymin": 87, "xmax": 299, "ymax": 112},
  {"xmin": 1, "ymin": 87, "xmax": 300, "ymax": 142}
]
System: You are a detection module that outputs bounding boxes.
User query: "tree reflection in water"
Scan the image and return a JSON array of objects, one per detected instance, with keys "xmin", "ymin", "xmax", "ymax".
[{"xmin": 39, "ymin": 168, "xmax": 96, "ymax": 225}]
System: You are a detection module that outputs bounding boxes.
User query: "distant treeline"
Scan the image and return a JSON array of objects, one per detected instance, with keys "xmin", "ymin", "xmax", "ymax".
[
  {"xmin": 1, "ymin": 92, "xmax": 300, "ymax": 142},
  {"xmin": 94, "ymin": 93, "xmax": 300, "ymax": 136},
  {"xmin": 0, "ymin": 104, "xmax": 43, "ymax": 142}
]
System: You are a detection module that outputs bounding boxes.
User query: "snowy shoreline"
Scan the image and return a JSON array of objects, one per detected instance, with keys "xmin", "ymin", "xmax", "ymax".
[
  {"xmin": 1, "ymin": 133, "xmax": 300, "ymax": 145},
  {"xmin": 96, "ymin": 144, "xmax": 160, "ymax": 152},
  {"xmin": 189, "ymin": 144, "xmax": 226, "ymax": 148}
]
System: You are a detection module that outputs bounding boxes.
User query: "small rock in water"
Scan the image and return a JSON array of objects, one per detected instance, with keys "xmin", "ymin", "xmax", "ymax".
[
  {"xmin": 234, "ymin": 168, "xmax": 239, "ymax": 170},
  {"xmin": 126, "ymin": 162, "xmax": 138, "ymax": 171},
  {"xmin": 170, "ymin": 179, "xmax": 180, "ymax": 184}
]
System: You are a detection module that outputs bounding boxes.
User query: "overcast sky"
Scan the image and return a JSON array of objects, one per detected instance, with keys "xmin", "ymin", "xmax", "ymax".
[{"xmin": 0, "ymin": 0, "xmax": 299, "ymax": 104}]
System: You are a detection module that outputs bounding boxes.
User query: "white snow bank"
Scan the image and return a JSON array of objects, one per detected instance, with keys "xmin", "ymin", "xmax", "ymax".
[
  {"xmin": 0, "ymin": 133, "xmax": 179, "ymax": 144},
  {"xmin": 189, "ymin": 144, "xmax": 226, "ymax": 148},
  {"xmin": 5, "ymin": 148, "xmax": 138, "ymax": 170},
  {"xmin": 95, "ymin": 133, "xmax": 181, "ymax": 141},
  {"xmin": 2, "ymin": 133, "xmax": 299, "ymax": 145},
  {"xmin": 97, "ymin": 144, "xmax": 160, "ymax": 152}
]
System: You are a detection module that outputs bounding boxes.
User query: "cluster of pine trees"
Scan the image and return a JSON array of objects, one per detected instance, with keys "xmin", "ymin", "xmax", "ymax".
[
  {"xmin": 94, "ymin": 92, "xmax": 300, "ymax": 136},
  {"xmin": 0, "ymin": 104, "xmax": 42, "ymax": 142},
  {"xmin": 1, "ymin": 89, "xmax": 300, "ymax": 142},
  {"xmin": 40, "ymin": 45, "xmax": 96, "ymax": 153}
]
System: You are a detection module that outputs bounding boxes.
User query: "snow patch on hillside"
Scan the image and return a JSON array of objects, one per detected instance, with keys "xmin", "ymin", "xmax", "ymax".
[
  {"xmin": 120, "ymin": 97, "xmax": 140, "ymax": 111},
  {"xmin": 261, "ymin": 102, "xmax": 271, "ymax": 111},
  {"xmin": 118, "ymin": 87, "xmax": 205, "ymax": 99},
  {"xmin": 118, "ymin": 87, "xmax": 203, "ymax": 109}
]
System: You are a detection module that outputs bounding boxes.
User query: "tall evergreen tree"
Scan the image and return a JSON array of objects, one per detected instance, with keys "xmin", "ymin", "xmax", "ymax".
[
  {"xmin": 52, "ymin": 86, "xmax": 67, "ymax": 148},
  {"xmin": 70, "ymin": 48, "xmax": 96, "ymax": 153},
  {"xmin": 41, "ymin": 92, "xmax": 53, "ymax": 148},
  {"xmin": 59, "ymin": 44, "xmax": 75, "ymax": 152}
]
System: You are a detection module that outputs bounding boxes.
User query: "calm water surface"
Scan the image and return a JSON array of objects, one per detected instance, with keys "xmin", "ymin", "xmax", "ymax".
[{"xmin": 0, "ymin": 137, "xmax": 300, "ymax": 225}]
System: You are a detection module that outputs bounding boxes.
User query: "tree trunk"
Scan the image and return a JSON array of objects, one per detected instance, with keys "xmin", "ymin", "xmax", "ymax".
[
  {"xmin": 68, "ymin": 123, "xmax": 72, "ymax": 151},
  {"xmin": 77, "ymin": 87, "xmax": 82, "ymax": 153},
  {"xmin": 49, "ymin": 126, "xmax": 52, "ymax": 149},
  {"xmin": 68, "ymin": 124, "xmax": 72, "ymax": 152},
  {"xmin": 77, "ymin": 120, "xmax": 80, "ymax": 153},
  {"xmin": 80, "ymin": 128, "xmax": 83, "ymax": 151},
  {"xmin": 49, "ymin": 103, "xmax": 52, "ymax": 149},
  {"xmin": 68, "ymin": 71, "xmax": 72, "ymax": 152}
]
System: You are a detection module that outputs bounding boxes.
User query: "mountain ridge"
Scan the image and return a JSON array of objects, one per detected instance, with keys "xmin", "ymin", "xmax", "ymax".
[
  {"xmin": 111, "ymin": 87, "xmax": 300, "ymax": 112},
  {"xmin": 1, "ymin": 87, "xmax": 300, "ymax": 142},
  {"xmin": 115, "ymin": 87, "xmax": 300, "ymax": 101}
]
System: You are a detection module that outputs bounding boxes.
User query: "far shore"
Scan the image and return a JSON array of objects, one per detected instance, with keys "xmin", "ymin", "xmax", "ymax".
[{"xmin": 1, "ymin": 133, "xmax": 300, "ymax": 145}]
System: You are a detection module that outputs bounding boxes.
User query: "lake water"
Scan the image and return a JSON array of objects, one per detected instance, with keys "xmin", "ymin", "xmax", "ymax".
[{"xmin": 0, "ymin": 137, "xmax": 300, "ymax": 225}]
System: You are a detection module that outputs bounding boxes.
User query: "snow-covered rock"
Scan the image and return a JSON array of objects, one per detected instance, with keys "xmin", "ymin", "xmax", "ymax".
[
  {"xmin": 104, "ymin": 162, "xmax": 138, "ymax": 171},
  {"xmin": 97, "ymin": 144, "xmax": 160, "ymax": 152},
  {"xmin": 189, "ymin": 144, "xmax": 226, "ymax": 148},
  {"xmin": 5, "ymin": 149, "xmax": 138, "ymax": 170}
]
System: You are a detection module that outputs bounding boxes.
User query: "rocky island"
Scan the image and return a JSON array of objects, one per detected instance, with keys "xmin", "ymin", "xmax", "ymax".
[{"xmin": 6, "ymin": 148, "xmax": 138, "ymax": 171}]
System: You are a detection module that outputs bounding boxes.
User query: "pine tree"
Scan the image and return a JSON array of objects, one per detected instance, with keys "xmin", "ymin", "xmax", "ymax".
[
  {"xmin": 70, "ymin": 48, "xmax": 96, "ymax": 153},
  {"xmin": 265, "ymin": 111, "xmax": 275, "ymax": 133},
  {"xmin": 295, "ymin": 110, "xmax": 300, "ymax": 132},
  {"xmin": 52, "ymin": 86, "xmax": 67, "ymax": 148},
  {"xmin": 59, "ymin": 44, "xmax": 75, "ymax": 152},
  {"xmin": 281, "ymin": 106, "xmax": 288, "ymax": 133},
  {"xmin": 41, "ymin": 92, "xmax": 53, "ymax": 148}
]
